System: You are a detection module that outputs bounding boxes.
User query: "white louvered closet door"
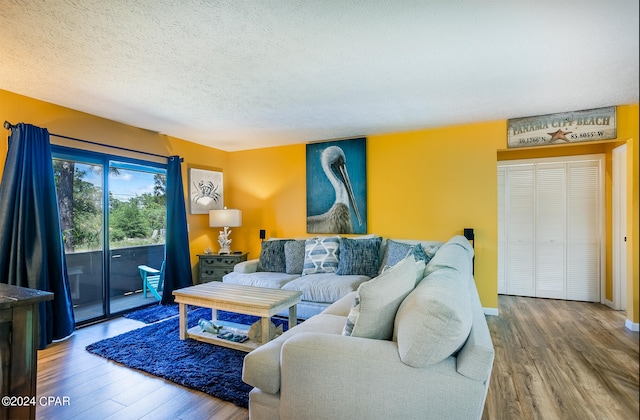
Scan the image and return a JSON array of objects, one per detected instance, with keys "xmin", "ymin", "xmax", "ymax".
[
  {"xmin": 505, "ymin": 165, "xmax": 535, "ymax": 296},
  {"xmin": 497, "ymin": 167, "xmax": 506, "ymax": 294},
  {"xmin": 497, "ymin": 156, "xmax": 602, "ymax": 302},
  {"xmin": 566, "ymin": 161, "xmax": 601, "ymax": 301},
  {"xmin": 535, "ymin": 163, "xmax": 567, "ymax": 299}
]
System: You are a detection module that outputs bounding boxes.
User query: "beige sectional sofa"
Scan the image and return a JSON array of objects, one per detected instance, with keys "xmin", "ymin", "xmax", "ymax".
[{"xmin": 242, "ymin": 236, "xmax": 495, "ymax": 420}]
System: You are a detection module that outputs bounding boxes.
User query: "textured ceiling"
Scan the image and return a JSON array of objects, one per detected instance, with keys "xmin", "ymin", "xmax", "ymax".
[{"xmin": 1, "ymin": 1, "xmax": 638, "ymax": 152}]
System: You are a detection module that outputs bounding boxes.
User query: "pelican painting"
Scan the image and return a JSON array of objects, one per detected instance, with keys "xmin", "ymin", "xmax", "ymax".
[{"xmin": 306, "ymin": 138, "xmax": 367, "ymax": 234}]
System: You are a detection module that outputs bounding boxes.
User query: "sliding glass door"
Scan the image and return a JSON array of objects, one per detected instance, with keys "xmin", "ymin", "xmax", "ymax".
[
  {"xmin": 53, "ymin": 155, "xmax": 106, "ymax": 322},
  {"xmin": 52, "ymin": 147, "xmax": 166, "ymax": 324},
  {"xmin": 108, "ymin": 161, "xmax": 166, "ymax": 314}
]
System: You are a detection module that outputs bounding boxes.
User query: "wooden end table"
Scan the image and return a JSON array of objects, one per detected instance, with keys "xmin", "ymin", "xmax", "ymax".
[
  {"xmin": 172, "ymin": 282, "xmax": 301, "ymax": 352},
  {"xmin": 198, "ymin": 252, "xmax": 248, "ymax": 283}
]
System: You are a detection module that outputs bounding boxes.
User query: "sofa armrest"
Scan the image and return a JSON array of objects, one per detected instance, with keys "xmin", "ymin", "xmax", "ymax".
[
  {"xmin": 279, "ymin": 332, "xmax": 488, "ymax": 420},
  {"xmin": 234, "ymin": 259, "xmax": 259, "ymax": 273},
  {"xmin": 456, "ymin": 280, "xmax": 495, "ymax": 382}
]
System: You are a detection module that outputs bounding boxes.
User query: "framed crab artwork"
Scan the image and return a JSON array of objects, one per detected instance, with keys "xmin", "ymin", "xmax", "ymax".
[{"xmin": 189, "ymin": 167, "xmax": 223, "ymax": 214}]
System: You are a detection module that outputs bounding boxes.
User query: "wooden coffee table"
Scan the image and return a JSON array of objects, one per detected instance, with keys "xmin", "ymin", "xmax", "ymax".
[{"xmin": 172, "ymin": 282, "xmax": 301, "ymax": 352}]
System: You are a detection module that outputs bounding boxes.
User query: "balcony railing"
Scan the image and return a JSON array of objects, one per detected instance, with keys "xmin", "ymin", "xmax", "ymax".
[{"xmin": 67, "ymin": 244, "xmax": 164, "ymax": 322}]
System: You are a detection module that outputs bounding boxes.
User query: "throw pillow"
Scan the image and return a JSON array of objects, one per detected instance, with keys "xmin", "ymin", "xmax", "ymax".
[
  {"xmin": 302, "ymin": 237, "xmax": 340, "ymax": 275},
  {"xmin": 394, "ymin": 268, "xmax": 473, "ymax": 367},
  {"xmin": 342, "ymin": 255, "xmax": 417, "ymax": 340},
  {"xmin": 257, "ymin": 239, "xmax": 291, "ymax": 272},
  {"xmin": 379, "ymin": 240, "xmax": 413, "ymax": 270},
  {"xmin": 284, "ymin": 240, "xmax": 306, "ymax": 274},
  {"xmin": 336, "ymin": 236, "xmax": 382, "ymax": 278},
  {"xmin": 412, "ymin": 243, "xmax": 432, "ymax": 264},
  {"xmin": 379, "ymin": 240, "xmax": 433, "ymax": 274}
]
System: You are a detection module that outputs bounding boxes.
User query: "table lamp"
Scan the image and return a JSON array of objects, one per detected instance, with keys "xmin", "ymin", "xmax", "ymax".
[{"xmin": 209, "ymin": 208, "xmax": 242, "ymax": 254}]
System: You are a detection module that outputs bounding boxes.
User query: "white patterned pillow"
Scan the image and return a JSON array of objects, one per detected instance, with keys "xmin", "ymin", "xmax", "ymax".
[{"xmin": 302, "ymin": 237, "xmax": 340, "ymax": 275}]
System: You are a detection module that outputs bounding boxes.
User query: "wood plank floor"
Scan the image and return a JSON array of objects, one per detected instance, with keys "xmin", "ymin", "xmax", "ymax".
[
  {"xmin": 482, "ymin": 296, "xmax": 639, "ymax": 420},
  {"xmin": 35, "ymin": 295, "xmax": 639, "ymax": 419}
]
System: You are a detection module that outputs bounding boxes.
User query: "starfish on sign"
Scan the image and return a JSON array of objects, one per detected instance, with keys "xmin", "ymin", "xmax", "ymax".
[{"xmin": 547, "ymin": 129, "xmax": 572, "ymax": 142}]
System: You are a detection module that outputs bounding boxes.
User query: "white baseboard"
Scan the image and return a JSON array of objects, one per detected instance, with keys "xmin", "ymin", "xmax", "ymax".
[
  {"xmin": 625, "ymin": 319, "xmax": 640, "ymax": 332},
  {"xmin": 483, "ymin": 307, "xmax": 499, "ymax": 316}
]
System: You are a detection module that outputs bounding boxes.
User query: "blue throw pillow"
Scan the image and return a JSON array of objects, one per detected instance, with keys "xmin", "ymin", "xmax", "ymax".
[
  {"xmin": 379, "ymin": 240, "xmax": 432, "ymax": 273},
  {"xmin": 336, "ymin": 236, "xmax": 382, "ymax": 278},
  {"xmin": 284, "ymin": 240, "xmax": 306, "ymax": 274},
  {"xmin": 257, "ymin": 240, "xmax": 291, "ymax": 272},
  {"xmin": 411, "ymin": 243, "xmax": 432, "ymax": 264}
]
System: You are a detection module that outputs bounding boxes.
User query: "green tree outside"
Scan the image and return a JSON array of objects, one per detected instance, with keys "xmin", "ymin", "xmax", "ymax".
[{"xmin": 54, "ymin": 159, "xmax": 166, "ymax": 252}]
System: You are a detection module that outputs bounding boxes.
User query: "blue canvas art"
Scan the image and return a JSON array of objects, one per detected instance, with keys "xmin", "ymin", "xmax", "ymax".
[{"xmin": 306, "ymin": 138, "xmax": 367, "ymax": 234}]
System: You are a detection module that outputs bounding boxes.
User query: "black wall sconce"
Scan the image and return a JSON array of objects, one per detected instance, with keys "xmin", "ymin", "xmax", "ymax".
[
  {"xmin": 259, "ymin": 229, "xmax": 266, "ymax": 243},
  {"xmin": 463, "ymin": 228, "xmax": 475, "ymax": 247},
  {"xmin": 463, "ymin": 228, "xmax": 475, "ymax": 274}
]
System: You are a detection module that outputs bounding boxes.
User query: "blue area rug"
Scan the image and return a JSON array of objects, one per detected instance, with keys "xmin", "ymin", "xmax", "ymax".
[
  {"xmin": 123, "ymin": 303, "xmax": 181, "ymax": 323},
  {"xmin": 87, "ymin": 308, "xmax": 288, "ymax": 408}
]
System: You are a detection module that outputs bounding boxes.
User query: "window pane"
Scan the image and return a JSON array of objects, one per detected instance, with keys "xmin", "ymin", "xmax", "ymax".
[
  {"xmin": 108, "ymin": 163, "xmax": 166, "ymax": 247},
  {"xmin": 53, "ymin": 158, "xmax": 105, "ymax": 322},
  {"xmin": 108, "ymin": 162, "xmax": 166, "ymax": 313}
]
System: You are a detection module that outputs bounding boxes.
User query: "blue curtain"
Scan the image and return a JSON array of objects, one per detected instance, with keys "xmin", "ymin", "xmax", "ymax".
[
  {"xmin": 0, "ymin": 123, "xmax": 75, "ymax": 348},
  {"xmin": 162, "ymin": 156, "xmax": 193, "ymax": 303}
]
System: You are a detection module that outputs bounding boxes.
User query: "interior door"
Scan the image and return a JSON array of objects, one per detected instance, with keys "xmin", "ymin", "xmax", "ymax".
[
  {"xmin": 497, "ymin": 167, "xmax": 506, "ymax": 294},
  {"xmin": 535, "ymin": 163, "xmax": 567, "ymax": 299},
  {"xmin": 505, "ymin": 165, "xmax": 535, "ymax": 297},
  {"xmin": 498, "ymin": 155, "xmax": 603, "ymax": 302},
  {"xmin": 566, "ymin": 160, "xmax": 601, "ymax": 302}
]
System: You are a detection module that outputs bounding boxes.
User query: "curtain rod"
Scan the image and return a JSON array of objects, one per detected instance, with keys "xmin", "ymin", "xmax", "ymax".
[{"xmin": 4, "ymin": 120, "xmax": 169, "ymax": 160}]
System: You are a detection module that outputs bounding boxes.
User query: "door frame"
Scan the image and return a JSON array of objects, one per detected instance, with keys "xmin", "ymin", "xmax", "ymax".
[
  {"xmin": 497, "ymin": 154, "xmax": 605, "ymax": 302},
  {"xmin": 612, "ymin": 144, "xmax": 627, "ymax": 311},
  {"xmin": 52, "ymin": 145, "xmax": 167, "ymax": 324}
]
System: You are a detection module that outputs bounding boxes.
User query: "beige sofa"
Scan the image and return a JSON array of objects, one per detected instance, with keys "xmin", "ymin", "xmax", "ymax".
[
  {"xmin": 224, "ymin": 236, "xmax": 441, "ymax": 319},
  {"xmin": 242, "ymin": 236, "xmax": 495, "ymax": 420}
]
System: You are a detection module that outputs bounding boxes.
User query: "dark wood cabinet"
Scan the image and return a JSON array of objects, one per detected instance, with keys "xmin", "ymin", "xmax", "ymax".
[
  {"xmin": 198, "ymin": 253, "xmax": 248, "ymax": 283},
  {"xmin": 1, "ymin": 283, "xmax": 54, "ymax": 420}
]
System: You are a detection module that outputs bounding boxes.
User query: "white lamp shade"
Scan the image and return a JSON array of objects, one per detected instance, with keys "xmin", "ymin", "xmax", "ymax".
[{"xmin": 209, "ymin": 209, "xmax": 242, "ymax": 227}]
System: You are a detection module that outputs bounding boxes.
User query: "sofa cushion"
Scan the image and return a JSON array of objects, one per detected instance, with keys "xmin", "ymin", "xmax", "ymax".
[
  {"xmin": 336, "ymin": 236, "xmax": 382, "ymax": 277},
  {"xmin": 343, "ymin": 255, "xmax": 417, "ymax": 340},
  {"xmin": 322, "ymin": 291, "xmax": 358, "ymax": 317},
  {"xmin": 394, "ymin": 266, "xmax": 472, "ymax": 367},
  {"xmin": 302, "ymin": 236, "xmax": 340, "ymax": 275},
  {"xmin": 282, "ymin": 272, "xmax": 369, "ymax": 303},
  {"xmin": 257, "ymin": 239, "xmax": 291, "ymax": 272},
  {"xmin": 284, "ymin": 240, "xmax": 306, "ymax": 274},
  {"xmin": 223, "ymin": 271, "xmax": 299, "ymax": 289}
]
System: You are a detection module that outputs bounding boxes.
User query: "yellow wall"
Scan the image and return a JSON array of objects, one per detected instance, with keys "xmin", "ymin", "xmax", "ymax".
[
  {"xmin": 229, "ymin": 122, "xmax": 504, "ymax": 308},
  {"xmin": 0, "ymin": 89, "xmax": 226, "ymax": 284},
  {"xmin": 2, "ymin": 88, "xmax": 638, "ymax": 321},
  {"xmin": 230, "ymin": 107, "xmax": 639, "ymax": 317}
]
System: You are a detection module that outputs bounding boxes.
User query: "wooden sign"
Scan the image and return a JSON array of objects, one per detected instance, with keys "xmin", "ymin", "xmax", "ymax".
[{"xmin": 507, "ymin": 106, "xmax": 616, "ymax": 148}]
